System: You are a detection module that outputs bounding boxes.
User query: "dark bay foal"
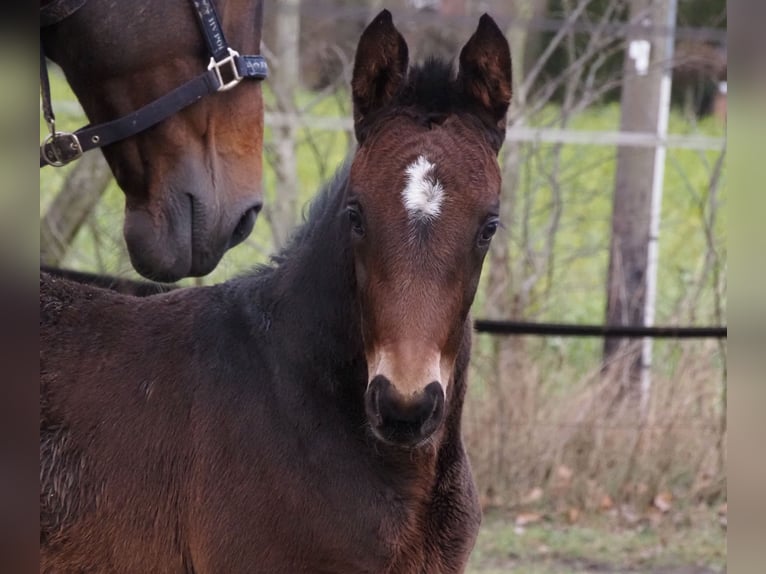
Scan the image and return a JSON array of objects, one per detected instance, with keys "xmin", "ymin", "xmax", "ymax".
[{"xmin": 40, "ymin": 10, "xmax": 512, "ymax": 573}]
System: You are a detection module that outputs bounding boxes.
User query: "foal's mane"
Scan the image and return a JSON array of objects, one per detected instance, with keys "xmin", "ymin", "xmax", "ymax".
[
  {"xmin": 282, "ymin": 163, "xmax": 351, "ymax": 259},
  {"xmin": 356, "ymin": 57, "xmax": 480, "ymax": 142},
  {"xmin": 224, "ymin": 160, "xmax": 353, "ymax": 320},
  {"xmin": 396, "ymin": 58, "xmax": 458, "ymax": 119}
]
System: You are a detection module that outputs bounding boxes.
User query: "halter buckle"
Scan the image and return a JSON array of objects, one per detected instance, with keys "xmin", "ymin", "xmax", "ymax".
[
  {"xmin": 208, "ymin": 48, "xmax": 242, "ymax": 92},
  {"xmin": 40, "ymin": 131, "xmax": 83, "ymax": 167}
]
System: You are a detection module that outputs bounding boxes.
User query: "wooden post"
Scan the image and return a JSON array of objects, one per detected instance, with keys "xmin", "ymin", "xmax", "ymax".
[
  {"xmin": 603, "ymin": 0, "xmax": 676, "ymax": 399},
  {"xmin": 267, "ymin": 0, "xmax": 301, "ymax": 249}
]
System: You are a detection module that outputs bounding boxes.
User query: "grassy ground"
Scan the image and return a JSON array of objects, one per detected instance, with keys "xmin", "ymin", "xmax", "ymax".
[{"xmin": 468, "ymin": 508, "xmax": 726, "ymax": 573}]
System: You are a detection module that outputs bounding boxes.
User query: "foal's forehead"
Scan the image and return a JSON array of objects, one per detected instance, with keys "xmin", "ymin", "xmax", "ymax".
[
  {"xmin": 386, "ymin": 151, "xmax": 499, "ymax": 232},
  {"xmin": 351, "ymin": 117, "xmax": 501, "ymax": 215},
  {"xmin": 401, "ymin": 155, "xmax": 444, "ymax": 222}
]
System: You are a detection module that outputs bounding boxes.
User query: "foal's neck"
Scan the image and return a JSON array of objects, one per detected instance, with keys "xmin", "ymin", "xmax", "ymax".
[{"xmin": 251, "ymin": 176, "xmax": 365, "ymax": 379}]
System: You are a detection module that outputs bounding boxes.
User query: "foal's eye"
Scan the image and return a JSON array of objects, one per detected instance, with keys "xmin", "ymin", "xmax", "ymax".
[
  {"xmin": 477, "ymin": 218, "xmax": 499, "ymax": 247},
  {"xmin": 347, "ymin": 204, "xmax": 365, "ymax": 237}
]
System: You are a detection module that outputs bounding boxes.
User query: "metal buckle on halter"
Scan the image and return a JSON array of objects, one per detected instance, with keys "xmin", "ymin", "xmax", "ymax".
[
  {"xmin": 208, "ymin": 48, "xmax": 242, "ymax": 92},
  {"xmin": 40, "ymin": 131, "xmax": 83, "ymax": 167}
]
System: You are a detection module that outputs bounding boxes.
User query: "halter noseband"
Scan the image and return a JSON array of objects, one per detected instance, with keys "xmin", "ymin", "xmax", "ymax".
[{"xmin": 39, "ymin": 0, "xmax": 269, "ymax": 168}]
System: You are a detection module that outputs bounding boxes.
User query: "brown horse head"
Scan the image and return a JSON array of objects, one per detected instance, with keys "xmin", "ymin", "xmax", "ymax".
[
  {"xmin": 41, "ymin": 0, "xmax": 266, "ymax": 281},
  {"xmin": 349, "ymin": 11, "xmax": 512, "ymax": 448}
]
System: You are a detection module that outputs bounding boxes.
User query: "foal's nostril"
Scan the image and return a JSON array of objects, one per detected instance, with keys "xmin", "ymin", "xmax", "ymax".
[
  {"xmin": 365, "ymin": 377, "xmax": 445, "ymax": 446},
  {"xmin": 366, "ymin": 382, "xmax": 383, "ymax": 426},
  {"xmin": 229, "ymin": 203, "xmax": 262, "ymax": 248}
]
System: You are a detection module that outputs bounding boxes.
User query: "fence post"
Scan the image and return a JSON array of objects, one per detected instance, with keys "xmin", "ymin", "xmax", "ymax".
[
  {"xmin": 267, "ymin": 0, "xmax": 302, "ymax": 250},
  {"xmin": 603, "ymin": 0, "xmax": 677, "ymax": 408},
  {"xmin": 640, "ymin": 0, "xmax": 678, "ymax": 417}
]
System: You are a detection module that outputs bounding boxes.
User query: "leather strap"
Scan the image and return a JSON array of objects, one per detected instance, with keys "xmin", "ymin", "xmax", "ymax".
[
  {"xmin": 40, "ymin": 0, "xmax": 269, "ymax": 168},
  {"xmin": 191, "ymin": 0, "xmax": 229, "ymax": 61},
  {"xmin": 40, "ymin": 56, "xmax": 268, "ymax": 167}
]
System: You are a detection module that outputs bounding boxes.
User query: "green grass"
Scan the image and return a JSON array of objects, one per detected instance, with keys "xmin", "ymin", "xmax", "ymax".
[{"xmin": 468, "ymin": 510, "xmax": 726, "ymax": 573}]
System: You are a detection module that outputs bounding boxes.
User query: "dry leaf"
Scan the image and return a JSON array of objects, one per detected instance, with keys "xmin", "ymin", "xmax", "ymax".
[
  {"xmin": 653, "ymin": 491, "xmax": 673, "ymax": 513},
  {"xmin": 479, "ymin": 491, "xmax": 501, "ymax": 511},
  {"xmin": 566, "ymin": 507, "xmax": 580, "ymax": 524},
  {"xmin": 515, "ymin": 512, "xmax": 542, "ymax": 527},
  {"xmin": 718, "ymin": 502, "xmax": 728, "ymax": 529},
  {"xmin": 599, "ymin": 494, "xmax": 614, "ymax": 511},
  {"xmin": 620, "ymin": 504, "xmax": 640, "ymax": 525},
  {"xmin": 552, "ymin": 465, "xmax": 574, "ymax": 494},
  {"xmin": 556, "ymin": 465, "xmax": 573, "ymax": 482},
  {"xmin": 522, "ymin": 487, "xmax": 544, "ymax": 505}
]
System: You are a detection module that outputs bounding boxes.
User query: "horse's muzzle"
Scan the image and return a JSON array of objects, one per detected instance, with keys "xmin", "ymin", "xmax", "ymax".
[
  {"xmin": 124, "ymin": 194, "xmax": 262, "ymax": 282},
  {"xmin": 364, "ymin": 376, "xmax": 445, "ymax": 448}
]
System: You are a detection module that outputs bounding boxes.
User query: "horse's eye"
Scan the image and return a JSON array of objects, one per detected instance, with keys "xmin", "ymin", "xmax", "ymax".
[
  {"xmin": 477, "ymin": 218, "xmax": 499, "ymax": 247},
  {"xmin": 347, "ymin": 204, "xmax": 365, "ymax": 237}
]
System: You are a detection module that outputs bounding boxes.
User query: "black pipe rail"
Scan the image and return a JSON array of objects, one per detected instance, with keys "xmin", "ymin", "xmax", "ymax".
[{"xmin": 473, "ymin": 320, "xmax": 727, "ymax": 339}]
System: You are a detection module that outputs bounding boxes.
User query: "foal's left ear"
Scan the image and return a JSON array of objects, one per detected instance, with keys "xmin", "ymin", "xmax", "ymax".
[
  {"xmin": 352, "ymin": 10, "xmax": 409, "ymax": 143},
  {"xmin": 457, "ymin": 14, "xmax": 512, "ymax": 153}
]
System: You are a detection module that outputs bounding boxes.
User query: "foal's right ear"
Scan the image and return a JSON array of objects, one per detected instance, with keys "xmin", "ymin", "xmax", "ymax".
[{"xmin": 352, "ymin": 10, "xmax": 409, "ymax": 143}]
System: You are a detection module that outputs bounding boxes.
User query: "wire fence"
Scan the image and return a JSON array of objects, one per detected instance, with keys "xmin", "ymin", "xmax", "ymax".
[{"xmin": 264, "ymin": 112, "xmax": 726, "ymax": 150}]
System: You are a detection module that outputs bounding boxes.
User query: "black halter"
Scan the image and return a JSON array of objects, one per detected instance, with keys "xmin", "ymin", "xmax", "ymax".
[{"xmin": 39, "ymin": 0, "xmax": 269, "ymax": 168}]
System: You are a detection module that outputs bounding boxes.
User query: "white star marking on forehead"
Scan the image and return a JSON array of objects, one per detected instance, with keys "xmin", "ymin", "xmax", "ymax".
[{"xmin": 402, "ymin": 155, "xmax": 444, "ymax": 222}]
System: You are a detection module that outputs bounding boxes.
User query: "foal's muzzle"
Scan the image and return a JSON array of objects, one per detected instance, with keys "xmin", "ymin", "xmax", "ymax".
[{"xmin": 364, "ymin": 376, "xmax": 445, "ymax": 447}]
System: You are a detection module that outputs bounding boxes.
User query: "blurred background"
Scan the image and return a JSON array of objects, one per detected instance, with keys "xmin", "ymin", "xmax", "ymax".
[{"xmin": 39, "ymin": 0, "xmax": 726, "ymax": 571}]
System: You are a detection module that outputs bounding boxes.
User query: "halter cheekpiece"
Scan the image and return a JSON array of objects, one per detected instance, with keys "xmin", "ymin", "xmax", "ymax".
[{"xmin": 40, "ymin": 0, "xmax": 269, "ymax": 168}]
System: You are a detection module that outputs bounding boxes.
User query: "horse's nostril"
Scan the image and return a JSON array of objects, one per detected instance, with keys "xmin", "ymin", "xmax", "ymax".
[
  {"xmin": 229, "ymin": 204, "xmax": 261, "ymax": 248},
  {"xmin": 368, "ymin": 382, "xmax": 383, "ymax": 426},
  {"xmin": 365, "ymin": 378, "xmax": 444, "ymax": 446}
]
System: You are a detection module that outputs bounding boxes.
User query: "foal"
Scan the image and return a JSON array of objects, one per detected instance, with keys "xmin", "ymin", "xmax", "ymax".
[{"xmin": 40, "ymin": 10, "xmax": 512, "ymax": 573}]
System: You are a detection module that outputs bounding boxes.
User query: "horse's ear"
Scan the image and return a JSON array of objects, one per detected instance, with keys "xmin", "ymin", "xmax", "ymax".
[
  {"xmin": 352, "ymin": 10, "xmax": 409, "ymax": 143},
  {"xmin": 457, "ymin": 14, "xmax": 512, "ymax": 152}
]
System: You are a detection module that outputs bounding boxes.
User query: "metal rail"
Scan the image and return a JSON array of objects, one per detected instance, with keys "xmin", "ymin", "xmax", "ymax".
[{"xmin": 473, "ymin": 320, "xmax": 727, "ymax": 338}]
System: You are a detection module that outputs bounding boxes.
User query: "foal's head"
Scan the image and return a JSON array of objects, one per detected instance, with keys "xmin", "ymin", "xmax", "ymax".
[{"xmin": 348, "ymin": 11, "xmax": 511, "ymax": 448}]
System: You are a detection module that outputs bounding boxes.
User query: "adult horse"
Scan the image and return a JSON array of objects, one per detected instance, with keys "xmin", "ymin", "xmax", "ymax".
[
  {"xmin": 40, "ymin": 0, "xmax": 268, "ymax": 281},
  {"xmin": 40, "ymin": 10, "xmax": 512, "ymax": 573}
]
